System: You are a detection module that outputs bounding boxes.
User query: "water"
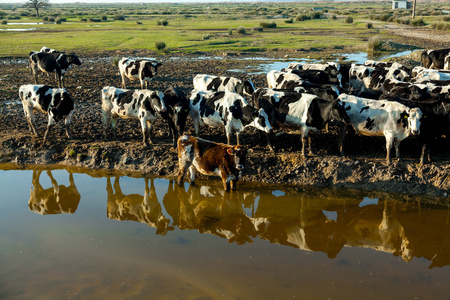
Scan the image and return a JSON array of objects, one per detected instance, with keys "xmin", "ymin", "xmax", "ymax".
[{"xmin": 1, "ymin": 165, "xmax": 450, "ymax": 299}]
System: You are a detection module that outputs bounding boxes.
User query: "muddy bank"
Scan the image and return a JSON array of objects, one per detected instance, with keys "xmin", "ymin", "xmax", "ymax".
[{"xmin": 1, "ymin": 47, "xmax": 450, "ymax": 199}]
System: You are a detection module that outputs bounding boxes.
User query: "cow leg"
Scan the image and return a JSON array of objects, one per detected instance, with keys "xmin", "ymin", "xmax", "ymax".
[
  {"xmin": 307, "ymin": 136, "xmax": 313, "ymax": 155},
  {"xmin": 188, "ymin": 165, "xmax": 196, "ymax": 185},
  {"xmin": 301, "ymin": 135, "xmax": 307, "ymax": 158},
  {"xmin": 266, "ymin": 132, "xmax": 274, "ymax": 152},
  {"xmin": 385, "ymin": 134, "xmax": 394, "ymax": 163},
  {"xmin": 140, "ymin": 119, "xmax": 149, "ymax": 146},
  {"xmin": 338, "ymin": 123, "xmax": 347, "ymax": 156},
  {"xmin": 43, "ymin": 117, "xmax": 56, "ymax": 141},
  {"xmin": 394, "ymin": 139, "xmax": 402, "ymax": 162},
  {"xmin": 420, "ymin": 144, "xmax": 427, "ymax": 166},
  {"xmin": 146, "ymin": 121, "xmax": 154, "ymax": 145},
  {"xmin": 236, "ymin": 132, "xmax": 241, "ymax": 145},
  {"xmin": 102, "ymin": 110, "xmax": 111, "ymax": 139},
  {"xmin": 64, "ymin": 113, "xmax": 73, "ymax": 139},
  {"xmin": 31, "ymin": 65, "xmax": 38, "ymax": 84},
  {"xmin": 110, "ymin": 116, "xmax": 119, "ymax": 139},
  {"xmin": 22, "ymin": 104, "xmax": 39, "ymax": 136},
  {"xmin": 221, "ymin": 169, "xmax": 230, "ymax": 192},
  {"xmin": 121, "ymin": 75, "xmax": 127, "ymax": 89},
  {"xmin": 56, "ymin": 71, "xmax": 63, "ymax": 88}
]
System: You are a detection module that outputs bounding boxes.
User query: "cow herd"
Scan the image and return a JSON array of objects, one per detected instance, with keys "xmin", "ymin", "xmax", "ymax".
[{"xmin": 17, "ymin": 47, "xmax": 450, "ymax": 190}]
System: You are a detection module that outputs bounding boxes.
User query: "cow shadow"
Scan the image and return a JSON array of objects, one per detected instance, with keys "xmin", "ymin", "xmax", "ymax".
[
  {"xmin": 106, "ymin": 176, "xmax": 174, "ymax": 235},
  {"xmin": 28, "ymin": 170, "xmax": 81, "ymax": 215}
]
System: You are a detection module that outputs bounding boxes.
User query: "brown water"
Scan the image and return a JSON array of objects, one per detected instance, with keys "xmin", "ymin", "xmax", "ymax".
[{"xmin": 1, "ymin": 165, "xmax": 450, "ymax": 299}]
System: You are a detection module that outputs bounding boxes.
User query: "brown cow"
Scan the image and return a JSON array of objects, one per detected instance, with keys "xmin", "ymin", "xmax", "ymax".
[{"xmin": 177, "ymin": 135, "xmax": 249, "ymax": 191}]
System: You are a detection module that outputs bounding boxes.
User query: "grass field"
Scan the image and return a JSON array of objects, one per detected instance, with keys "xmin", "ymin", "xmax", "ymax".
[{"xmin": 0, "ymin": 1, "xmax": 449, "ymax": 58}]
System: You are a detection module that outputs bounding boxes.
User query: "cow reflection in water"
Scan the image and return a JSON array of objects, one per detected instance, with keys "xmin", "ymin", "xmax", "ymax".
[
  {"xmin": 106, "ymin": 177, "xmax": 174, "ymax": 235},
  {"xmin": 28, "ymin": 170, "xmax": 81, "ymax": 215},
  {"xmin": 164, "ymin": 181, "xmax": 257, "ymax": 245}
]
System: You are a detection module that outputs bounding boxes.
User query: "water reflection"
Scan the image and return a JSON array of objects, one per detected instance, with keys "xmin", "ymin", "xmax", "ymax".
[
  {"xmin": 106, "ymin": 176, "xmax": 174, "ymax": 235},
  {"xmin": 28, "ymin": 170, "xmax": 81, "ymax": 215},
  {"xmin": 18, "ymin": 168, "xmax": 450, "ymax": 268}
]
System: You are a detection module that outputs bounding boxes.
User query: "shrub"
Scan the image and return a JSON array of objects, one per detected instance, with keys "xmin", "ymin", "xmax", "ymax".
[
  {"xmin": 101, "ymin": 15, "xmax": 107, "ymax": 21},
  {"xmin": 112, "ymin": 57, "xmax": 120, "ymax": 66},
  {"xmin": 331, "ymin": 15, "xmax": 337, "ymax": 20},
  {"xmin": 114, "ymin": 15, "xmax": 125, "ymax": 21},
  {"xmin": 260, "ymin": 21, "xmax": 276, "ymax": 28},
  {"xmin": 345, "ymin": 16, "xmax": 353, "ymax": 24},
  {"xmin": 284, "ymin": 18, "xmax": 293, "ymax": 24},
  {"xmin": 48, "ymin": 17, "xmax": 55, "ymax": 22},
  {"xmin": 296, "ymin": 14, "xmax": 308, "ymax": 21},
  {"xmin": 366, "ymin": 22, "xmax": 373, "ymax": 29},
  {"xmin": 228, "ymin": 28, "xmax": 233, "ymax": 35},
  {"xmin": 155, "ymin": 41, "xmax": 166, "ymax": 50},
  {"xmin": 157, "ymin": 19, "xmax": 169, "ymax": 26},
  {"xmin": 411, "ymin": 18, "xmax": 426, "ymax": 27},
  {"xmin": 56, "ymin": 18, "xmax": 61, "ymax": 24},
  {"xmin": 237, "ymin": 26, "xmax": 246, "ymax": 34},
  {"xmin": 252, "ymin": 26, "xmax": 263, "ymax": 32},
  {"xmin": 1, "ymin": 20, "xmax": 7, "ymax": 25},
  {"xmin": 367, "ymin": 36, "xmax": 383, "ymax": 52}
]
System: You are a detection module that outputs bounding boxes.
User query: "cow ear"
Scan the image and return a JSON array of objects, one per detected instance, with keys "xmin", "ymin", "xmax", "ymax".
[{"xmin": 227, "ymin": 148, "xmax": 234, "ymax": 155}]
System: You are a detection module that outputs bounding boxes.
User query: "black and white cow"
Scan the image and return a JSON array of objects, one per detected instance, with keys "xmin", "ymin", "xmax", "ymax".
[
  {"xmin": 382, "ymin": 79, "xmax": 450, "ymax": 102},
  {"xmin": 421, "ymin": 48, "xmax": 450, "ymax": 69},
  {"xmin": 118, "ymin": 58, "xmax": 162, "ymax": 89},
  {"xmin": 338, "ymin": 94, "xmax": 423, "ymax": 162},
  {"xmin": 380, "ymin": 94, "xmax": 450, "ymax": 165},
  {"xmin": 348, "ymin": 64, "xmax": 410, "ymax": 98},
  {"xmin": 253, "ymin": 88, "xmax": 349, "ymax": 156},
  {"xmin": 29, "ymin": 51, "xmax": 82, "ymax": 88},
  {"xmin": 193, "ymin": 74, "xmax": 256, "ymax": 98},
  {"xmin": 19, "ymin": 84, "xmax": 74, "ymax": 140},
  {"xmin": 265, "ymin": 70, "xmax": 341, "ymax": 102},
  {"xmin": 40, "ymin": 46, "xmax": 59, "ymax": 53},
  {"xmin": 160, "ymin": 86, "xmax": 191, "ymax": 147},
  {"xmin": 101, "ymin": 86, "xmax": 167, "ymax": 146},
  {"xmin": 411, "ymin": 66, "xmax": 450, "ymax": 83},
  {"xmin": 189, "ymin": 90, "xmax": 272, "ymax": 145},
  {"xmin": 283, "ymin": 67, "xmax": 340, "ymax": 86}
]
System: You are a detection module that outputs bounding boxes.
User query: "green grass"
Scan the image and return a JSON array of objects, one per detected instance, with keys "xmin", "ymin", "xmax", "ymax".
[{"xmin": 0, "ymin": 1, "xmax": 445, "ymax": 58}]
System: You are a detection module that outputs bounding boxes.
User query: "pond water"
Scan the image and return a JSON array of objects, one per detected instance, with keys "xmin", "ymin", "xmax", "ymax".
[{"xmin": 1, "ymin": 165, "xmax": 450, "ymax": 299}]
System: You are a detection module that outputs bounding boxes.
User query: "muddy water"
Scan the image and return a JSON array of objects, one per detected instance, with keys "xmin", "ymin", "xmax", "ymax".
[{"xmin": 1, "ymin": 165, "xmax": 450, "ymax": 299}]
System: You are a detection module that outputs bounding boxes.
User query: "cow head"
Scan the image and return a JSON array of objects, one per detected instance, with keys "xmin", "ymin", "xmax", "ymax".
[
  {"xmin": 144, "ymin": 61, "xmax": 162, "ymax": 78},
  {"xmin": 226, "ymin": 145, "xmax": 249, "ymax": 171},
  {"xmin": 251, "ymin": 108, "xmax": 273, "ymax": 133},
  {"xmin": 67, "ymin": 53, "xmax": 82, "ymax": 66},
  {"xmin": 243, "ymin": 78, "xmax": 256, "ymax": 96},
  {"xmin": 404, "ymin": 108, "xmax": 423, "ymax": 135},
  {"xmin": 421, "ymin": 50, "xmax": 432, "ymax": 68},
  {"xmin": 330, "ymin": 101, "xmax": 351, "ymax": 125},
  {"xmin": 151, "ymin": 90, "xmax": 167, "ymax": 113}
]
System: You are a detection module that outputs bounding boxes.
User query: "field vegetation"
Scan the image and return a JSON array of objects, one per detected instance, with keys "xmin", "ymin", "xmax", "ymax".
[{"xmin": 0, "ymin": 1, "xmax": 449, "ymax": 58}]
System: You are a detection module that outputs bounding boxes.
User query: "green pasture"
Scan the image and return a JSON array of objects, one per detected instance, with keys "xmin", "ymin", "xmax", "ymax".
[{"xmin": 0, "ymin": 1, "xmax": 448, "ymax": 58}]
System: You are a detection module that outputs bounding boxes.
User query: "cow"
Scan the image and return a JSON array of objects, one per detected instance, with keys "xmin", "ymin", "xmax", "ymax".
[
  {"xmin": 421, "ymin": 48, "xmax": 450, "ymax": 69},
  {"xmin": 267, "ymin": 69, "xmax": 305, "ymax": 89},
  {"xmin": 411, "ymin": 66, "xmax": 450, "ymax": 83},
  {"xmin": 160, "ymin": 86, "xmax": 191, "ymax": 147},
  {"xmin": 118, "ymin": 58, "xmax": 162, "ymax": 89},
  {"xmin": 283, "ymin": 66, "xmax": 341, "ymax": 86},
  {"xmin": 337, "ymin": 94, "xmax": 423, "ymax": 162},
  {"xmin": 101, "ymin": 86, "xmax": 167, "ymax": 146},
  {"xmin": 380, "ymin": 94, "xmax": 450, "ymax": 165},
  {"xmin": 193, "ymin": 74, "xmax": 255, "ymax": 98},
  {"xmin": 189, "ymin": 90, "xmax": 272, "ymax": 145},
  {"xmin": 382, "ymin": 79, "xmax": 450, "ymax": 102},
  {"xmin": 177, "ymin": 135, "xmax": 250, "ymax": 191},
  {"xmin": 348, "ymin": 64, "xmax": 410, "ymax": 98},
  {"xmin": 253, "ymin": 88, "xmax": 350, "ymax": 156},
  {"xmin": 19, "ymin": 84, "xmax": 74, "ymax": 140},
  {"xmin": 29, "ymin": 51, "xmax": 82, "ymax": 88},
  {"xmin": 40, "ymin": 46, "xmax": 59, "ymax": 53}
]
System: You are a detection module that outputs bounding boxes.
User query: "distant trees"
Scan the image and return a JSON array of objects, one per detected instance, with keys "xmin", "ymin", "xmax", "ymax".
[{"xmin": 24, "ymin": 0, "xmax": 50, "ymax": 18}]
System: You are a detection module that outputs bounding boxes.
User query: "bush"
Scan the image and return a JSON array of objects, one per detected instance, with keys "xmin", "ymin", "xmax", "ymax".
[
  {"xmin": 1, "ymin": 20, "xmax": 7, "ymax": 25},
  {"xmin": 157, "ymin": 19, "xmax": 169, "ymax": 26},
  {"xmin": 331, "ymin": 15, "xmax": 337, "ymax": 20},
  {"xmin": 260, "ymin": 21, "xmax": 276, "ymax": 28},
  {"xmin": 345, "ymin": 16, "xmax": 353, "ymax": 24},
  {"xmin": 366, "ymin": 22, "xmax": 373, "ymax": 29},
  {"xmin": 101, "ymin": 15, "xmax": 108, "ymax": 21},
  {"xmin": 284, "ymin": 18, "xmax": 293, "ymax": 24},
  {"xmin": 296, "ymin": 14, "xmax": 308, "ymax": 21},
  {"xmin": 155, "ymin": 41, "xmax": 166, "ymax": 50},
  {"xmin": 367, "ymin": 36, "xmax": 383, "ymax": 52},
  {"xmin": 112, "ymin": 57, "xmax": 120, "ymax": 66},
  {"xmin": 228, "ymin": 28, "xmax": 233, "ymax": 35},
  {"xmin": 114, "ymin": 15, "xmax": 125, "ymax": 21},
  {"xmin": 411, "ymin": 18, "xmax": 426, "ymax": 26},
  {"xmin": 237, "ymin": 26, "xmax": 246, "ymax": 34},
  {"xmin": 252, "ymin": 26, "xmax": 263, "ymax": 32}
]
